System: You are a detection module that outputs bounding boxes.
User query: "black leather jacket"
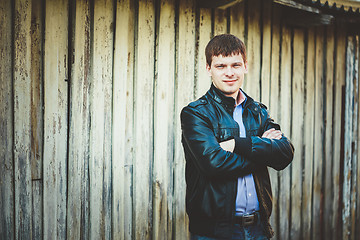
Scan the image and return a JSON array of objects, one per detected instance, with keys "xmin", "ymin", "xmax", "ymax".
[{"xmin": 181, "ymin": 85, "xmax": 294, "ymax": 239}]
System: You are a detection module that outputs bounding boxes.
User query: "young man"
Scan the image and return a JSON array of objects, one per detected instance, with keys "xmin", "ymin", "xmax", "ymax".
[{"xmin": 181, "ymin": 34, "xmax": 294, "ymax": 239}]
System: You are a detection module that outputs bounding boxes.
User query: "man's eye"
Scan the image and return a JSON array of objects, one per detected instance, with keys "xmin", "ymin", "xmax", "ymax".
[
  {"xmin": 216, "ymin": 65, "xmax": 224, "ymax": 69},
  {"xmin": 233, "ymin": 64, "xmax": 241, "ymax": 68}
]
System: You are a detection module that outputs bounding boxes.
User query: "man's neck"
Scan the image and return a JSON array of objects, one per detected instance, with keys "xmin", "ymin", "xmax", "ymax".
[{"xmin": 235, "ymin": 89, "xmax": 245, "ymax": 106}]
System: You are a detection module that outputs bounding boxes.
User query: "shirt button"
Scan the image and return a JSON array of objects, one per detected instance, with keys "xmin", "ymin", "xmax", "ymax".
[{"xmin": 249, "ymin": 193, "xmax": 252, "ymax": 197}]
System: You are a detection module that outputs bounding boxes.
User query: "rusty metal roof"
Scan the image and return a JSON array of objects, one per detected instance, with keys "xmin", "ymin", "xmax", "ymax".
[{"xmin": 298, "ymin": 0, "xmax": 360, "ymax": 13}]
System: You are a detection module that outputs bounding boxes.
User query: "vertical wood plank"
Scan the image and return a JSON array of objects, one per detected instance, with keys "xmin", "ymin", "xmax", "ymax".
[
  {"xmin": 356, "ymin": 34, "xmax": 360, "ymax": 240},
  {"xmin": 43, "ymin": 0, "xmax": 68, "ymax": 238},
  {"xmin": 30, "ymin": 0, "xmax": 43, "ymax": 181},
  {"xmin": 112, "ymin": 0, "xmax": 135, "ymax": 239},
  {"xmin": 268, "ymin": 4, "xmax": 281, "ymax": 238},
  {"xmin": 196, "ymin": 8, "xmax": 211, "ymax": 98},
  {"xmin": 174, "ymin": 0, "xmax": 196, "ymax": 239},
  {"xmin": 332, "ymin": 24, "xmax": 346, "ymax": 240},
  {"xmin": 279, "ymin": 22, "xmax": 291, "ymax": 240},
  {"xmin": 214, "ymin": 8, "xmax": 227, "ymax": 35},
  {"xmin": 133, "ymin": 0, "xmax": 155, "ymax": 239},
  {"xmin": 13, "ymin": 0, "xmax": 33, "ymax": 238},
  {"xmin": 343, "ymin": 35, "xmax": 356, "ymax": 240},
  {"xmin": 303, "ymin": 27, "xmax": 315, "ymax": 240},
  {"xmin": 67, "ymin": 0, "xmax": 91, "ymax": 239},
  {"xmin": 324, "ymin": 24, "xmax": 335, "ymax": 240},
  {"xmin": 31, "ymin": 181, "xmax": 42, "ymax": 239},
  {"xmin": 350, "ymin": 35, "xmax": 359, "ymax": 240},
  {"xmin": 229, "ymin": 2, "xmax": 245, "ymax": 42},
  {"xmin": 30, "ymin": 1, "xmax": 43, "ymax": 238},
  {"xmin": 245, "ymin": 0, "xmax": 261, "ymax": 100},
  {"xmin": 89, "ymin": 0, "xmax": 114, "ymax": 238},
  {"xmin": 312, "ymin": 26, "xmax": 325, "ymax": 240},
  {"xmin": 290, "ymin": 28, "xmax": 305, "ymax": 240},
  {"xmin": 153, "ymin": 0, "xmax": 175, "ymax": 239},
  {"xmin": 260, "ymin": 0, "xmax": 271, "ymax": 107},
  {"xmin": 0, "ymin": 0, "xmax": 14, "ymax": 238}
]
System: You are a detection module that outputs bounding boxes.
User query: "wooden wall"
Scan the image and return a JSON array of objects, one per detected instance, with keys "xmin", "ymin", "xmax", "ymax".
[{"xmin": 0, "ymin": 0, "xmax": 359, "ymax": 239}]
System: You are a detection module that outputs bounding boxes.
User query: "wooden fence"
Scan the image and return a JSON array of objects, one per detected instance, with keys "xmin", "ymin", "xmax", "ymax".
[{"xmin": 0, "ymin": 0, "xmax": 359, "ymax": 239}]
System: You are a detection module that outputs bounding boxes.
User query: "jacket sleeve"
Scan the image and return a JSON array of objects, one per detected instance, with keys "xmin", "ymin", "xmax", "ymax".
[
  {"xmin": 181, "ymin": 105, "xmax": 257, "ymax": 178},
  {"xmin": 235, "ymin": 109, "xmax": 294, "ymax": 171}
]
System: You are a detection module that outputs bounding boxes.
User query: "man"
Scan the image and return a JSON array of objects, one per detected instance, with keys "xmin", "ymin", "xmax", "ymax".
[{"xmin": 180, "ymin": 34, "xmax": 294, "ymax": 239}]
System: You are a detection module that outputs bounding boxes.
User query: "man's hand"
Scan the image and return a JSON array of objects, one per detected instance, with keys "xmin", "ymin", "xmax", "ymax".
[
  {"xmin": 262, "ymin": 128, "xmax": 282, "ymax": 140},
  {"xmin": 219, "ymin": 139, "xmax": 235, "ymax": 152}
]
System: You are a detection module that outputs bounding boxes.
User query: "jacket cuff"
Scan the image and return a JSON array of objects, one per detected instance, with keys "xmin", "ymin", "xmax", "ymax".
[{"xmin": 234, "ymin": 136, "xmax": 252, "ymax": 157}]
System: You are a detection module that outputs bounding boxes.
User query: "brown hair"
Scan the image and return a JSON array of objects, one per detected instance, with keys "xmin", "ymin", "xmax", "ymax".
[{"xmin": 205, "ymin": 34, "xmax": 247, "ymax": 66}]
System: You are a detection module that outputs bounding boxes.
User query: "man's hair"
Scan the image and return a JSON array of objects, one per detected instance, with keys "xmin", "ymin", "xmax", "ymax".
[{"xmin": 205, "ymin": 34, "xmax": 247, "ymax": 66}]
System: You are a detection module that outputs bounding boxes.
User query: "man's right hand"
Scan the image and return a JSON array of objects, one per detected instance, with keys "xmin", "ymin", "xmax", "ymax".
[{"xmin": 262, "ymin": 128, "xmax": 282, "ymax": 140}]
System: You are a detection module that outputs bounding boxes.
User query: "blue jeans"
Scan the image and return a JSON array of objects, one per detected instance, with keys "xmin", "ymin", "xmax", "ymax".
[{"xmin": 190, "ymin": 222, "xmax": 269, "ymax": 240}]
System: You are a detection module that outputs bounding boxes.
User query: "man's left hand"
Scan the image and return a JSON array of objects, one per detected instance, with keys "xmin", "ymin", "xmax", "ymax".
[{"xmin": 219, "ymin": 139, "xmax": 235, "ymax": 152}]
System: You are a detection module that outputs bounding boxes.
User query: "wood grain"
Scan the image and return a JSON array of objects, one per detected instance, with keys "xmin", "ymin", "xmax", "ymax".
[
  {"xmin": 133, "ymin": 0, "xmax": 155, "ymax": 239},
  {"xmin": 303, "ymin": 27, "xmax": 316, "ymax": 240},
  {"xmin": 112, "ymin": 0, "xmax": 135, "ymax": 239},
  {"xmin": 67, "ymin": 0, "xmax": 91, "ymax": 239},
  {"xmin": 174, "ymin": 0, "xmax": 196, "ymax": 239},
  {"xmin": 152, "ymin": 0, "xmax": 175, "ymax": 239},
  {"xmin": 88, "ymin": 0, "xmax": 114, "ymax": 238},
  {"xmin": 0, "ymin": 0, "xmax": 14, "ymax": 238},
  {"xmin": 43, "ymin": 0, "xmax": 68, "ymax": 239},
  {"xmin": 290, "ymin": 27, "xmax": 305, "ymax": 240},
  {"xmin": 14, "ymin": 0, "xmax": 33, "ymax": 238},
  {"xmin": 196, "ymin": 8, "xmax": 212, "ymax": 98}
]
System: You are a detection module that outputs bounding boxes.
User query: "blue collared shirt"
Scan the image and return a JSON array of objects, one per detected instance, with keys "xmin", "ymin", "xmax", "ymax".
[{"xmin": 233, "ymin": 91, "xmax": 260, "ymax": 216}]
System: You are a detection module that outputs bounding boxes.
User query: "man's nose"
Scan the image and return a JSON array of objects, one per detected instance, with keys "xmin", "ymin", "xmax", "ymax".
[{"xmin": 225, "ymin": 67, "xmax": 234, "ymax": 76}]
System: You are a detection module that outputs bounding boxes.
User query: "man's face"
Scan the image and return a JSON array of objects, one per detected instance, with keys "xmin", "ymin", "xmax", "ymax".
[{"xmin": 206, "ymin": 53, "xmax": 248, "ymax": 99}]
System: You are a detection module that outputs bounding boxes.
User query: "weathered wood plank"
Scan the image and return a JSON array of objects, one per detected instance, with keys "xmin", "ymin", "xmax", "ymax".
[
  {"xmin": 343, "ymin": 35, "xmax": 356, "ymax": 240},
  {"xmin": 32, "ymin": 181, "xmax": 42, "ymax": 240},
  {"xmin": 268, "ymin": 4, "xmax": 281, "ymax": 237},
  {"xmin": 152, "ymin": 0, "xmax": 175, "ymax": 239},
  {"xmin": 229, "ymin": 1, "xmax": 245, "ymax": 42},
  {"xmin": 43, "ymin": 0, "xmax": 68, "ymax": 238},
  {"xmin": 332, "ymin": 23, "xmax": 346, "ymax": 240},
  {"xmin": 260, "ymin": 0, "xmax": 271, "ymax": 106},
  {"xmin": 279, "ymin": 22, "xmax": 292, "ymax": 240},
  {"xmin": 196, "ymin": 8, "xmax": 212, "ymax": 98},
  {"xmin": 302, "ymin": 27, "xmax": 315, "ymax": 240},
  {"xmin": 0, "ymin": 0, "xmax": 14, "ymax": 238},
  {"xmin": 312, "ymin": 26, "xmax": 325, "ymax": 240},
  {"xmin": 66, "ymin": 0, "xmax": 91, "ymax": 239},
  {"xmin": 324, "ymin": 24, "xmax": 335, "ymax": 240},
  {"xmin": 88, "ymin": 0, "xmax": 114, "ymax": 238},
  {"xmin": 290, "ymin": 27, "xmax": 305, "ymax": 240},
  {"xmin": 245, "ymin": 0, "xmax": 261, "ymax": 101},
  {"xmin": 356, "ymin": 34, "xmax": 360, "ymax": 240},
  {"xmin": 13, "ymin": 0, "xmax": 33, "ymax": 238},
  {"xmin": 174, "ymin": 0, "xmax": 196, "ymax": 239},
  {"xmin": 30, "ymin": 1, "xmax": 44, "ymax": 238},
  {"xmin": 112, "ymin": 0, "xmax": 135, "ymax": 239},
  {"xmin": 133, "ymin": 0, "xmax": 155, "ymax": 239},
  {"xmin": 214, "ymin": 8, "xmax": 227, "ymax": 35},
  {"xmin": 350, "ymin": 35, "xmax": 359, "ymax": 240},
  {"xmin": 279, "ymin": 23, "xmax": 292, "ymax": 240},
  {"xmin": 30, "ymin": 0, "xmax": 43, "ymax": 181}
]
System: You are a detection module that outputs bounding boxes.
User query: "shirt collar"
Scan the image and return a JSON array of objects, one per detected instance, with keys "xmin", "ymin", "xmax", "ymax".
[{"xmin": 235, "ymin": 89, "xmax": 247, "ymax": 107}]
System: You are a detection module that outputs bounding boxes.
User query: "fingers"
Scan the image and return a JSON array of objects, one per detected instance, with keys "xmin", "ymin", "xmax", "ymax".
[
  {"xmin": 219, "ymin": 139, "xmax": 235, "ymax": 152},
  {"xmin": 262, "ymin": 128, "xmax": 282, "ymax": 140}
]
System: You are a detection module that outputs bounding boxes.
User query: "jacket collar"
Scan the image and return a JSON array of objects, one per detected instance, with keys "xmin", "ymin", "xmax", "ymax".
[{"xmin": 208, "ymin": 84, "xmax": 254, "ymax": 110}]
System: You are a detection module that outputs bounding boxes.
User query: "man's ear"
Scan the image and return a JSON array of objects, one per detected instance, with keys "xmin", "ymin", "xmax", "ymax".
[
  {"xmin": 206, "ymin": 64, "xmax": 212, "ymax": 76},
  {"xmin": 244, "ymin": 61, "xmax": 248, "ymax": 74}
]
